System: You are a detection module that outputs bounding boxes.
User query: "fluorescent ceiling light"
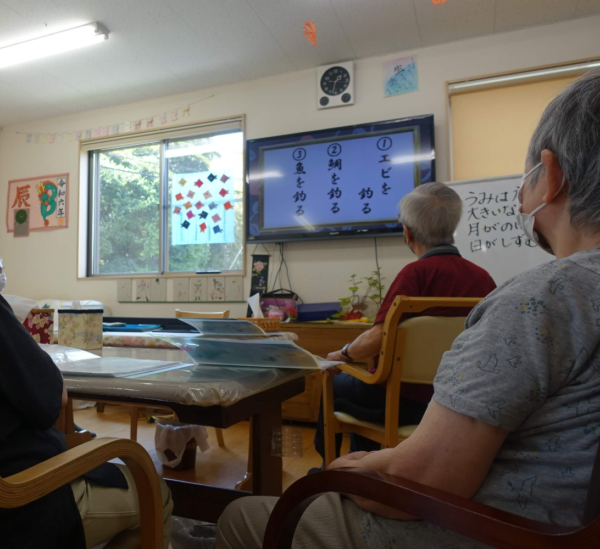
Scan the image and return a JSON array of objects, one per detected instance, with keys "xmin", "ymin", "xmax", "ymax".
[
  {"xmin": 0, "ymin": 22, "xmax": 109, "ymax": 69},
  {"xmin": 448, "ymin": 60, "xmax": 600, "ymax": 93}
]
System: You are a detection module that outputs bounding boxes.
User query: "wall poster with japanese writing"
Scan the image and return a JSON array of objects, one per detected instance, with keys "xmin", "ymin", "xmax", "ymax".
[
  {"xmin": 383, "ymin": 56, "xmax": 418, "ymax": 98},
  {"xmin": 6, "ymin": 173, "xmax": 69, "ymax": 233},
  {"xmin": 449, "ymin": 175, "xmax": 550, "ymax": 286}
]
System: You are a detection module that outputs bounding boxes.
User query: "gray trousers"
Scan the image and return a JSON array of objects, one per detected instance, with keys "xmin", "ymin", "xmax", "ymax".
[{"xmin": 216, "ymin": 493, "xmax": 366, "ymax": 549}]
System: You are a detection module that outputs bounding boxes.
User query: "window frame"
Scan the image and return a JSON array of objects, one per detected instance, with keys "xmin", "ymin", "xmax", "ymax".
[{"xmin": 78, "ymin": 116, "xmax": 246, "ymax": 280}]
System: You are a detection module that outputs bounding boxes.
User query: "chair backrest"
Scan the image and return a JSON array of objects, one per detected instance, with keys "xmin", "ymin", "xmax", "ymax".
[
  {"xmin": 374, "ymin": 296, "xmax": 482, "ymax": 385},
  {"xmin": 398, "ymin": 316, "xmax": 467, "ymax": 384},
  {"xmin": 175, "ymin": 309, "xmax": 230, "ymax": 319}
]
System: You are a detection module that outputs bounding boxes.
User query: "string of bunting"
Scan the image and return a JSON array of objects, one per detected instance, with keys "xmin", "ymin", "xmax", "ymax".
[{"xmin": 15, "ymin": 93, "xmax": 216, "ymax": 145}]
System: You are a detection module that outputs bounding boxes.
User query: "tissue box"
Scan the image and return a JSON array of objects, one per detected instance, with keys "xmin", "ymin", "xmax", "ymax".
[
  {"xmin": 58, "ymin": 309, "xmax": 103, "ymax": 350},
  {"xmin": 24, "ymin": 309, "xmax": 54, "ymax": 344}
]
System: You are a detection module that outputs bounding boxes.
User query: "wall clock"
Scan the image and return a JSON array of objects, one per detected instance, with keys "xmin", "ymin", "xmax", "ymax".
[{"xmin": 317, "ymin": 61, "xmax": 354, "ymax": 109}]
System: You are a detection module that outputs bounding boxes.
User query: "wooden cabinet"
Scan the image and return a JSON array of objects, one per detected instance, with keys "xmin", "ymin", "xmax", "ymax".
[{"xmin": 281, "ymin": 323, "xmax": 372, "ymax": 423}]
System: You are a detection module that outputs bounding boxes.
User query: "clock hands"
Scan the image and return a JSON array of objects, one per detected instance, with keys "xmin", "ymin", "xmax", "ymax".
[{"xmin": 331, "ymin": 74, "xmax": 342, "ymax": 94}]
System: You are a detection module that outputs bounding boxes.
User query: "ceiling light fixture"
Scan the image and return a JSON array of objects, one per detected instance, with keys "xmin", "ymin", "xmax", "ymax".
[{"xmin": 0, "ymin": 22, "xmax": 109, "ymax": 69}]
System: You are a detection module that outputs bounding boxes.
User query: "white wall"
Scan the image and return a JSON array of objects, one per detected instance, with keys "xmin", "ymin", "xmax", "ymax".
[{"xmin": 0, "ymin": 15, "xmax": 598, "ymax": 317}]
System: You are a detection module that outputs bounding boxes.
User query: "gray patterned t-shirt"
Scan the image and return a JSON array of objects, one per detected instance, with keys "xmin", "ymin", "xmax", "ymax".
[{"xmin": 360, "ymin": 247, "xmax": 600, "ymax": 548}]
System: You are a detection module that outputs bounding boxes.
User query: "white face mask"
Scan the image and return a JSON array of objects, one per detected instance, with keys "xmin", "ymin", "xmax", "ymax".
[
  {"xmin": 0, "ymin": 259, "xmax": 5, "ymax": 293},
  {"xmin": 516, "ymin": 163, "xmax": 565, "ymax": 254}
]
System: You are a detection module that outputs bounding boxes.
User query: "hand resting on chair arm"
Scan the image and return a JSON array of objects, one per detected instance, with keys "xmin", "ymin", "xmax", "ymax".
[
  {"xmin": 326, "ymin": 323, "xmax": 384, "ymax": 364},
  {"xmin": 329, "ymin": 400, "xmax": 508, "ymax": 520}
]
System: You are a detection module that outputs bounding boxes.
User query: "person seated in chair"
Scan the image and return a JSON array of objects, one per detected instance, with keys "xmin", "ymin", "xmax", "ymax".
[
  {"xmin": 312, "ymin": 182, "xmax": 496, "ymax": 467},
  {"xmin": 216, "ymin": 69, "xmax": 600, "ymax": 549},
  {"xmin": 0, "ymin": 257, "xmax": 173, "ymax": 549}
]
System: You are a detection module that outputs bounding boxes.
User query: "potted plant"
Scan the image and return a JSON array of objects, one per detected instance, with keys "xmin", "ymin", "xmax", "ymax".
[{"xmin": 333, "ymin": 270, "xmax": 386, "ymax": 321}]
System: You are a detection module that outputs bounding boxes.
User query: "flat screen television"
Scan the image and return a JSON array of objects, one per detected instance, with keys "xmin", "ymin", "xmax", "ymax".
[{"xmin": 246, "ymin": 114, "xmax": 435, "ymax": 243}]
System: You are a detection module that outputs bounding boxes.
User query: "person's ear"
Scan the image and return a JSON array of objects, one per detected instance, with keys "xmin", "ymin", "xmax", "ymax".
[
  {"xmin": 541, "ymin": 149, "xmax": 566, "ymax": 203},
  {"xmin": 404, "ymin": 225, "xmax": 412, "ymax": 245}
]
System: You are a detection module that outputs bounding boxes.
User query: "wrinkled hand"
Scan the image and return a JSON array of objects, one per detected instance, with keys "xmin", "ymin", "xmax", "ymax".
[
  {"xmin": 329, "ymin": 451, "xmax": 371, "ymax": 469},
  {"xmin": 327, "ymin": 350, "xmax": 346, "ymax": 362}
]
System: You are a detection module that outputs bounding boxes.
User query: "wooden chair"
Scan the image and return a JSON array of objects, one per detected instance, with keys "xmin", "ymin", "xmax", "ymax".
[
  {"xmin": 175, "ymin": 309, "xmax": 230, "ymax": 319},
  {"xmin": 323, "ymin": 296, "xmax": 481, "ymax": 468},
  {"xmin": 0, "ymin": 438, "xmax": 164, "ymax": 548},
  {"xmin": 263, "ymin": 453, "xmax": 600, "ymax": 549}
]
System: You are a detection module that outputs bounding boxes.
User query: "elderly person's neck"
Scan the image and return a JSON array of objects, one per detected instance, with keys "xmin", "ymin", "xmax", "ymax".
[
  {"xmin": 410, "ymin": 240, "xmax": 432, "ymax": 258},
  {"xmin": 545, "ymin": 208, "xmax": 600, "ymax": 259}
]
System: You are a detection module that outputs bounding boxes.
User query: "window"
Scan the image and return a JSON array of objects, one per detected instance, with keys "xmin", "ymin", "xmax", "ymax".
[{"xmin": 85, "ymin": 118, "xmax": 244, "ymax": 277}]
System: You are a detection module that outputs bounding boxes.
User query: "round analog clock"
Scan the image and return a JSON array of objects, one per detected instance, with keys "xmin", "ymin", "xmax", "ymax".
[{"xmin": 320, "ymin": 66, "xmax": 351, "ymax": 96}]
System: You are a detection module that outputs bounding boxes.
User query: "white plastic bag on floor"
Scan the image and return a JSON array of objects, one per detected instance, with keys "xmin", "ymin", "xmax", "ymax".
[{"xmin": 155, "ymin": 419, "xmax": 210, "ymax": 468}]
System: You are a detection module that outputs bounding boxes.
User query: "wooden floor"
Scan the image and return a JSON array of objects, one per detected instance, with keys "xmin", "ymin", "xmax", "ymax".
[{"xmin": 75, "ymin": 404, "xmax": 350, "ymax": 491}]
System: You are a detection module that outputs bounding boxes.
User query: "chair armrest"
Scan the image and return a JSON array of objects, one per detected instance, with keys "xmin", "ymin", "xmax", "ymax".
[
  {"xmin": 262, "ymin": 468, "xmax": 596, "ymax": 549},
  {"xmin": 1, "ymin": 437, "xmax": 164, "ymax": 549},
  {"xmin": 338, "ymin": 362, "xmax": 380, "ymax": 384}
]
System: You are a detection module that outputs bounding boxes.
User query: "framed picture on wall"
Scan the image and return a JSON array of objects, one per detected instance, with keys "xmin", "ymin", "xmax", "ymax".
[{"xmin": 6, "ymin": 173, "xmax": 69, "ymax": 233}]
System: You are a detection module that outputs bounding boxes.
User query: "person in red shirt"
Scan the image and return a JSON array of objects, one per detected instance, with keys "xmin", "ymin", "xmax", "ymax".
[{"xmin": 312, "ymin": 182, "xmax": 497, "ymax": 468}]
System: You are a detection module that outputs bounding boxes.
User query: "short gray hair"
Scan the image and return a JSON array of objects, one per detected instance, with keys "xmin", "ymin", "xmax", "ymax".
[
  {"xmin": 399, "ymin": 182, "xmax": 462, "ymax": 247},
  {"xmin": 527, "ymin": 68, "xmax": 600, "ymax": 233}
]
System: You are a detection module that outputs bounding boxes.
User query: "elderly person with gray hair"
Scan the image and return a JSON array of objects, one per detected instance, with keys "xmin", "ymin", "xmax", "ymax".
[
  {"xmin": 308, "ymin": 181, "xmax": 496, "ymax": 466},
  {"xmin": 216, "ymin": 69, "xmax": 600, "ymax": 549}
]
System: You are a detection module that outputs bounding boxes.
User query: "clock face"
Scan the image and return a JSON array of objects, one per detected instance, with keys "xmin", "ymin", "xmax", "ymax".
[{"xmin": 320, "ymin": 66, "xmax": 351, "ymax": 96}]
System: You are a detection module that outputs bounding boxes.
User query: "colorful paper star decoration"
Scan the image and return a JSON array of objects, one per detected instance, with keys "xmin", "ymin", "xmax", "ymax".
[
  {"xmin": 179, "ymin": 178, "xmax": 187, "ymax": 186},
  {"xmin": 187, "ymin": 190, "xmax": 195, "ymax": 198},
  {"xmin": 219, "ymin": 188, "xmax": 229, "ymax": 197},
  {"xmin": 200, "ymin": 222, "xmax": 207, "ymax": 232},
  {"xmin": 203, "ymin": 191, "xmax": 212, "ymax": 200},
  {"xmin": 199, "ymin": 211, "xmax": 208, "ymax": 219},
  {"xmin": 213, "ymin": 225, "xmax": 222, "ymax": 234},
  {"xmin": 173, "ymin": 206, "xmax": 181, "ymax": 214},
  {"xmin": 303, "ymin": 20, "xmax": 316, "ymax": 47},
  {"xmin": 184, "ymin": 201, "xmax": 192, "ymax": 209},
  {"xmin": 175, "ymin": 193, "xmax": 183, "ymax": 201},
  {"xmin": 182, "ymin": 220, "xmax": 190, "ymax": 229},
  {"xmin": 431, "ymin": 0, "xmax": 447, "ymax": 4},
  {"xmin": 208, "ymin": 173, "xmax": 217, "ymax": 182},
  {"xmin": 208, "ymin": 202, "xmax": 217, "ymax": 210},
  {"xmin": 194, "ymin": 179, "xmax": 203, "ymax": 188},
  {"xmin": 224, "ymin": 201, "xmax": 233, "ymax": 211},
  {"xmin": 220, "ymin": 175, "xmax": 230, "ymax": 183},
  {"xmin": 212, "ymin": 213, "xmax": 221, "ymax": 223},
  {"xmin": 186, "ymin": 211, "xmax": 194, "ymax": 220},
  {"xmin": 195, "ymin": 201, "xmax": 204, "ymax": 210}
]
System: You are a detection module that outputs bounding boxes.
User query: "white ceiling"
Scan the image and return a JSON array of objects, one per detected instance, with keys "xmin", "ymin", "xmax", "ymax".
[{"xmin": 0, "ymin": 0, "xmax": 598, "ymax": 127}]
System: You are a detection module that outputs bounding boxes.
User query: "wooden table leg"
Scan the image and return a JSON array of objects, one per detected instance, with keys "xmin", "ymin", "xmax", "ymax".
[
  {"xmin": 235, "ymin": 419, "xmax": 253, "ymax": 492},
  {"xmin": 251, "ymin": 404, "xmax": 282, "ymax": 496}
]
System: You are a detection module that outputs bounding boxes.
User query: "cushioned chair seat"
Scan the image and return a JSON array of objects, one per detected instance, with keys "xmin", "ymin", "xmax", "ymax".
[{"xmin": 334, "ymin": 411, "xmax": 418, "ymax": 439}]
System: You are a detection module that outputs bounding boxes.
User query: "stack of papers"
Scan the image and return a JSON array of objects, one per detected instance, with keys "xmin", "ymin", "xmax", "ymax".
[{"xmin": 40, "ymin": 344, "xmax": 183, "ymax": 378}]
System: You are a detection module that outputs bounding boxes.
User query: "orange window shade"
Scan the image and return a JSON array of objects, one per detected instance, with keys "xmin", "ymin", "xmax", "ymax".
[{"xmin": 450, "ymin": 76, "xmax": 577, "ymax": 181}]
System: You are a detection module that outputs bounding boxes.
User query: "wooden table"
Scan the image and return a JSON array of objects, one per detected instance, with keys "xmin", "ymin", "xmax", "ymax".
[
  {"xmin": 62, "ymin": 347, "xmax": 308, "ymax": 523},
  {"xmin": 281, "ymin": 322, "xmax": 372, "ymax": 423}
]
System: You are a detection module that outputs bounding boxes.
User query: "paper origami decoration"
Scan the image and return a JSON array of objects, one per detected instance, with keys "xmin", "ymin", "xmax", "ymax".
[
  {"xmin": 199, "ymin": 211, "xmax": 208, "ymax": 219},
  {"xmin": 182, "ymin": 220, "xmax": 190, "ymax": 229},
  {"xmin": 432, "ymin": 0, "xmax": 447, "ymax": 4},
  {"xmin": 175, "ymin": 193, "xmax": 183, "ymax": 201},
  {"xmin": 213, "ymin": 225, "xmax": 222, "ymax": 234},
  {"xmin": 186, "ymin": 210, "xmax": 194, "ymax": 220},
  {"xmin": 194, "ymin": 179, "xmax": 203, "ymax": 188},
  {"xmin": 187, "ymin": 190, "xmax": 195, "ymax": 198},
  {"xmin": 208, "ymin": 202, "xmax": 217, "ymax": 210},
  {"xmin": 184, "ymin": 201, "xmax": 192, "ymax": 209},
  {"xmin": 173, "ymin": 206, "xmax": 181, "ymax": 214},
  {"xmin": 303, "ymin": 20, "xmax": 316, "ymax": 47},
  {"xmin": 212, "ymin": 213, "xmax": 221, "ymax": 223},
  {"xmin": 208, "ymin": 173, "xmax": 217, "ymax": 182},
  {"xmin": 224, "ymin": 201, "xmax": 233, "ymax": 211},
  {"xmin": 195, "ymin": 201, "xmax": 204, "ymax": 210},
  {"xmin": 203, "ymin": 191, "xmax": 212, "ymax": 199},
  {"xmin": 219, "ymin": 188, "xmax": 229, "ymax": 197},
  {"xmin": 220, "ymin": 175, "xmax": 230, "ymax": 183},
  {"xmin": 200, "ymin": 222, "xmax": 207, "ymax": 233},
  {"xmin": 179, "ymin": 178, "xmax": 187, "ymax": 187}
]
